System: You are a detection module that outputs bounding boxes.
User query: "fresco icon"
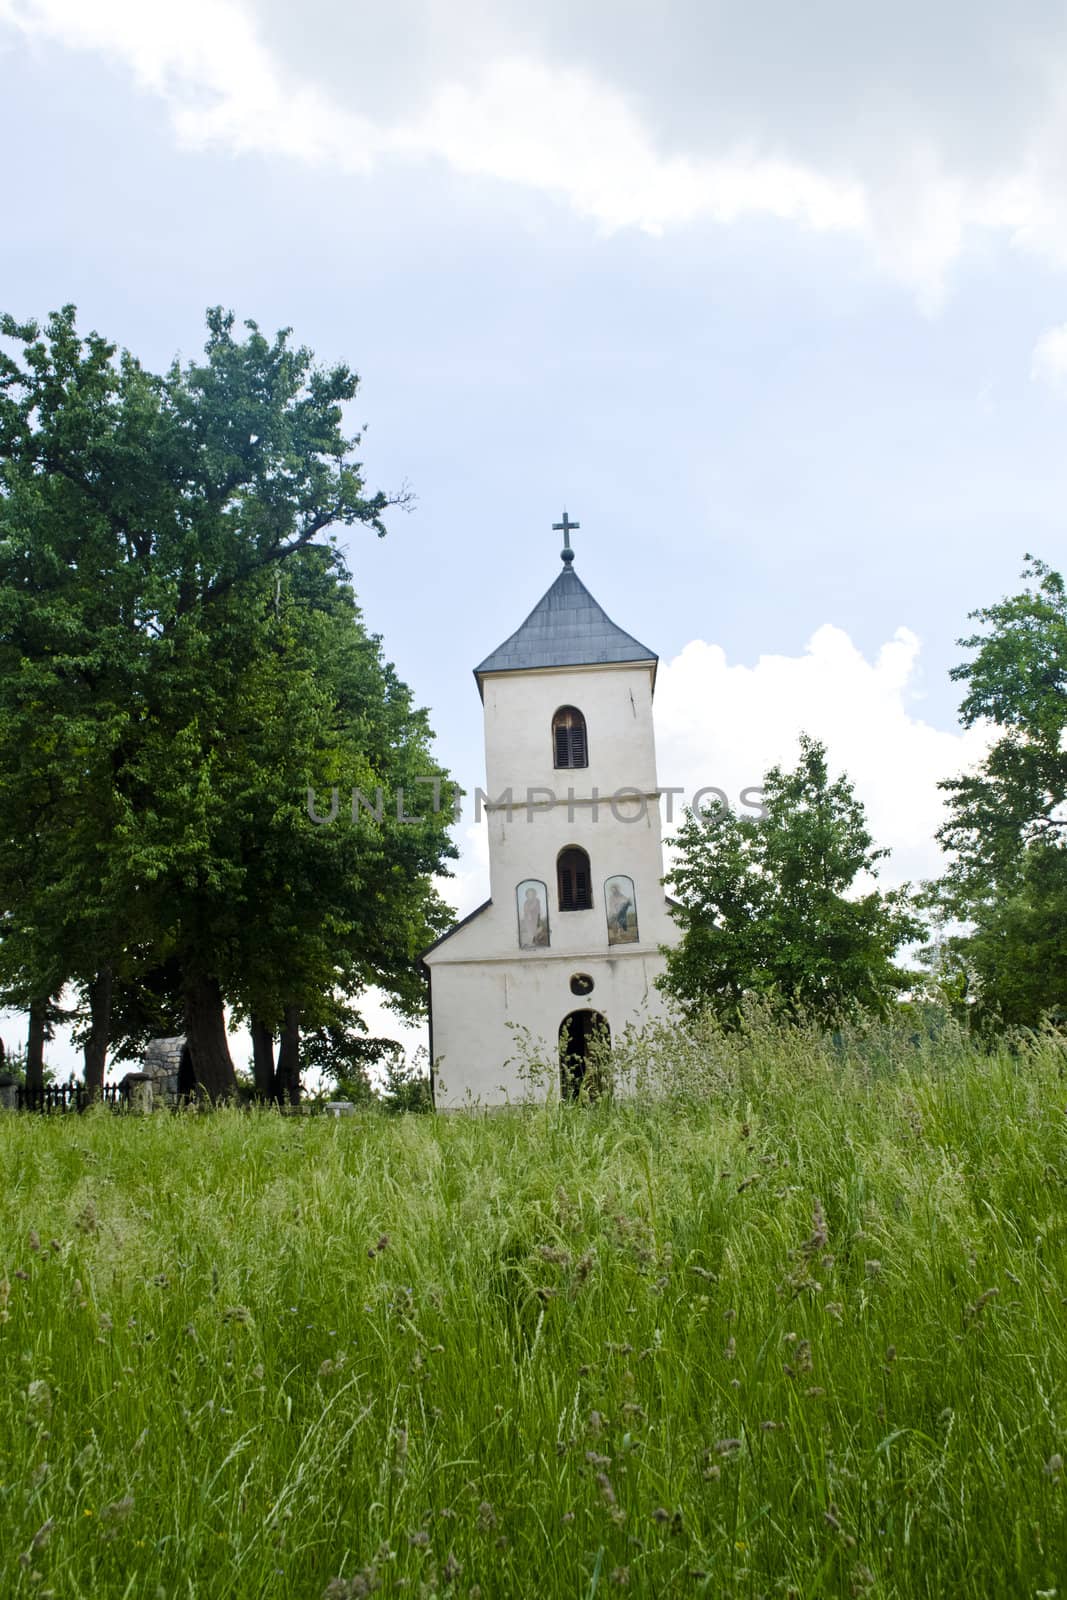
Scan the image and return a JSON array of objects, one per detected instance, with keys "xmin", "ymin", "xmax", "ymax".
[
  {"xmin": 605, "ymin": 874, "xmax": 638, "ymax": 945},
  {"xmin": 517, "ymin": 879, "xmax": 550, "ymax": 948}
]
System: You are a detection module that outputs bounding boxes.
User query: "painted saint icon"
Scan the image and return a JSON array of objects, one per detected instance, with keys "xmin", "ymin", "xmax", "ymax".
[
  {"xmin": 605, "ymin": 874, "xmax": 638, "ymax": 945},
  {"xmin": 517, "ymin": 879, "xmax": 550, "ymax": 948}
]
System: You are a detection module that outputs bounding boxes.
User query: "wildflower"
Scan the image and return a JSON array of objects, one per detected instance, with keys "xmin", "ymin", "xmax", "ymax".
[
  {"xmin": 28, "ymin": 1230, "xmax": 41, "ymax": 1253},
  {"xmin": 723, "ymin": 1308, "xmax": 737, "ymax": 1322},
  {"xmin": 222, "ymin": 1306, "xmax": 252, "ymax": 1325},
  {"xmin": 476, "ymin": 1501, "xmax": 496, "ymax": 1530},
  {"xmin": 561, "ymin": 1512, "xmax": 575, "ymax": 1524},
  {"xmin": 1044, "ymin": 1453, "xmax": 1063, "ymax": 1477},
  {"xmin": 442, "ymin": 1552, "xmax": 461, "ymax": 1580},
  {"xmin": 715, "ymin": 1438, "xmax": 742, "ymax": 1456},
  {"xmin": 824, "ymin": 1503, "xmax": 856, "ymax": 1547},
  {"xmin": 407, "ymin": 1530, "xmax": 429, "ymax": 1547},
  {"xmin": 967, "ymin": 1288, "xmax": 999, "ymax": 1318},
  {"xmin": 585, "ymin": 1451, "xmax": 612, "ymax": 1468},
  {"xmin": 27, "ymin": 1380, "xmax": 52, "ymax": 1417},
  {"xmin": 724, "ymin": 1337, "xmax": 736, "ymax": 1360},
  {"xmin": 610, "ymin": 1566, "xmax": 630, "ymax": 1586},
  {"xmin": 653, "ymin": 1507, "xmax": 670, "ymax": 1522},
  {"xmin": 826, "ymin": 1302, "xmax": 844, "ymax": 1321},
  {"xmin": 864, "ymin": 1260, "xmax": 882, "ymax": 1278},
  {"xmin": 538, "ymin": 1244, "xmax": 571, "ymax": 1267},
  {"xmin": 31, "ymin": 1518, "xmax": 53, "ymax": 1550},
  {"xmin": 596, "ymin": 1472, "xmax": 616, "ymax": 1505}
]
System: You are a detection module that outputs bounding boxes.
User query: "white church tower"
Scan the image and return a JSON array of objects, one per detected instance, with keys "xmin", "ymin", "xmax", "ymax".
[{"xmin": 423, "ymin": 515, "xmax": 678, "ymax": 1106}]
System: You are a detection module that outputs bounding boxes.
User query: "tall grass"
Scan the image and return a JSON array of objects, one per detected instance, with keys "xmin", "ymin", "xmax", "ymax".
[{"xmin": 2, "ymin": 1020, "xmax": 1066, "ymax": 1597}]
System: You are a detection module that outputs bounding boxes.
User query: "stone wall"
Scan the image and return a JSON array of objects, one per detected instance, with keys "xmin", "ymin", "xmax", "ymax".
[{"xmin": 140, "ymin": 1035, "xmax": 187, "ymax": 1106}]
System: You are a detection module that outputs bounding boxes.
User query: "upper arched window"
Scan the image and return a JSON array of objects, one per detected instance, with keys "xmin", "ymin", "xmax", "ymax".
[
  {"xmin": 553, "ymin": 706, "xmax": 588, "ymax": 769},
  {"xmin": 558, "ymin": 846, "xmax": 593, "ymax": 911}
]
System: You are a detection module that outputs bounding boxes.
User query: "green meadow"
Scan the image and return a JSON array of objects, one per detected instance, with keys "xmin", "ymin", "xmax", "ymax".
[{"xmin": 2, "ymin": 1021, "xmax": 1066, "ymax": 1598}]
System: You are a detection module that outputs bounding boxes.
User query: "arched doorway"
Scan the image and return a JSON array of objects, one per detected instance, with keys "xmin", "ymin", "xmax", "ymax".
[{"xmin": 559, "ymin": 1010, "xmax": 610, "ymax": 1101}]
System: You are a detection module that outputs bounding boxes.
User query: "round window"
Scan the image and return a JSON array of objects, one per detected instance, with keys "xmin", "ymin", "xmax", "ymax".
[{"xmin": 570, "ymin": 972, "xmax": 595, "ymax": 996}]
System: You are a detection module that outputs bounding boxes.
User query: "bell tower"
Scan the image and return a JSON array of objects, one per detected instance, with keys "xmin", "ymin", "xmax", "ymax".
[{"xmin": 423, "ymin": 516, "xmax": 676, "ymax": 1106}]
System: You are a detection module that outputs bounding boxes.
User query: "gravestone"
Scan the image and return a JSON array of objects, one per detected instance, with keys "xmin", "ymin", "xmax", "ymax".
[{"xmin": 120, "ymin": 1071, "xmax": 154, "ymax": 1114}]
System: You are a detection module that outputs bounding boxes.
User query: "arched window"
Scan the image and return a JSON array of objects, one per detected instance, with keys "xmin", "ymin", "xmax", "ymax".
[
  {"xmin": 557, "ymin": 846, "xmax": 592, "ymax": 911},
  {"xmin": 553, "ymin": 706, "xmax": 588, "ymax": 769},
  {"xmin": 604, "ymin": 875, "xmax": 638, "ymax": 945}
]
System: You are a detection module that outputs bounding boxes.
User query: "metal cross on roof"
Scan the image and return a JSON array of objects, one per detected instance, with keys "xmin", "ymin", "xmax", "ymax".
[{"xmin": 552, "ymin": 510, "xmax": 580, "ymax": 565}]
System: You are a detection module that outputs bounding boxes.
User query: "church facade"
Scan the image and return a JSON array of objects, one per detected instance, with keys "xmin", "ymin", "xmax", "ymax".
[{"xmin": 423, "ymin": 520, "xmax": 678, "ymax": 1107}]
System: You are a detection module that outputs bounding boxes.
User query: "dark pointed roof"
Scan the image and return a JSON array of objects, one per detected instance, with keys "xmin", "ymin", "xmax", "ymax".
[{"xmin": 474, "ymin": 565, "xmax": 657, "ymax": 686}]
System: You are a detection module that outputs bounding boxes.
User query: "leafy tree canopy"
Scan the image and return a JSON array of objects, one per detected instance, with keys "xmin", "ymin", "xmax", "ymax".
[
  {"xmin": 660, "ymin": 734, "xmax": 922, "ymax": 1026},
  {"xmin": 930, "ymin": 556, "xmax": 1067, "ymax": 1025},
  {"xmin": 0, "ymin": 305, "xmax": 455, "ymax": 1097}
]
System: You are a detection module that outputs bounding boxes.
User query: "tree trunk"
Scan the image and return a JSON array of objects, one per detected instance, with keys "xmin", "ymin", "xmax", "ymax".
[
  {"xmin": 250, "ymin": 1015, "xmax": 277, "ymax": 1102},
  {"xmin": 182, "ymin": 973, "xmax": 238, "ymax": 1102},
  {"xmin": 26, "ymin": 998, "xmax": 47, "ymax": 1093},
  {"xmin": 83, "ymin": 967, "xmax": 113, "ymax": 1096},
  {"xmin": 275, "ymin": 1005, "xmax": 301, "ymax": 1107}
]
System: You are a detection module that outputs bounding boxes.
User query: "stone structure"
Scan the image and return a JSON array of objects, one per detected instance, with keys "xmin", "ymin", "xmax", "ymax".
[
  {"xmin": 139, "ymin": 1035, "xmax": 191, "ymax": 1106},
  {"xmin": 423, "ymin": 517, "xmax": 678, "ymax": 1107}
]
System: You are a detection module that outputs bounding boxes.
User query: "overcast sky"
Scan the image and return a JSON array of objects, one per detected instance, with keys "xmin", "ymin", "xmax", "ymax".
[{"xmin": 1, "ymin": 1, "xmax": 1065, "ymax": 1073}]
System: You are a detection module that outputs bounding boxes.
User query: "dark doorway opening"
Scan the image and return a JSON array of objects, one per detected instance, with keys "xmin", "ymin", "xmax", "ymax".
[
  {"xmin": 177, "ymin": 1042, "xmax": 197, "ymax": 1100},
  {"xmin": 559, "ymin": 1009, "xmax": 610, "ymax": 1101}
]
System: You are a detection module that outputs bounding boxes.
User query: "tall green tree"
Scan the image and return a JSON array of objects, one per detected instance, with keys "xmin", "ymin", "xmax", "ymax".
[
  {"xmin": 660, "ymin": 735, "xmax": 921, "ymax": 1025},
  {"xmin": 0, "ymin": 306, "xmax": 454, "ymax": 1096},
  {"xmin": 931, "ymin": 556, "xmax": 1067, "ymax": 1024}
]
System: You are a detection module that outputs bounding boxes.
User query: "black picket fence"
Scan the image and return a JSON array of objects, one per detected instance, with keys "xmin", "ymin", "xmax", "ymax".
[{"xmin": 14, "ymin": 1079, "xmax": 131, "ymax": 1113}]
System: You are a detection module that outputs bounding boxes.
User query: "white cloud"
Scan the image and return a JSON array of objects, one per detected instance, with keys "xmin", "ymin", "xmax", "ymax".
[
  {"xmin": 654, "ymin": 623, "xmax": 990, "ymax": 888},
  {"xmin": 1031, "ymin": 323, "xmax": 1067, "ymax": 385},
  {"xmin": 6, "ymin": 0, "xmax": 1067, "ymax": 304}
]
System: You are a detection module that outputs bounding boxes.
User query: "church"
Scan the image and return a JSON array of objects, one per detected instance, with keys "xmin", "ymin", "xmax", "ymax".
[{"xmin": 423, "ymin": 516, "xmax": 679, "ymax": 1107}]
